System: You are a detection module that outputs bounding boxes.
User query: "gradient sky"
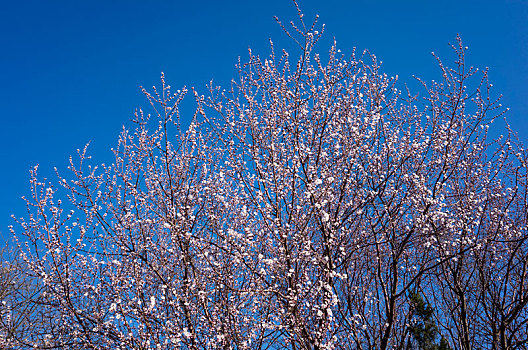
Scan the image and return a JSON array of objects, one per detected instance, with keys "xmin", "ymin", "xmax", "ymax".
[{"xmin": 1, "ymin": 0, "xmax": 527, "ymax": 244}]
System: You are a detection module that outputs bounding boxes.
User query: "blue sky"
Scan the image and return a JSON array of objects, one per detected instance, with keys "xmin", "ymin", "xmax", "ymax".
[{"xmin": 1, "ymin": 0, "xmax": 527, "ymax": 243}]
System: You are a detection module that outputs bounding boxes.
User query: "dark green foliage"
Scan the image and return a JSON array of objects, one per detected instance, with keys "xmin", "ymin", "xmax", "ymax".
[{"xmin": 408, "ymin": 292, "xmax": 452, "ymax": 350}]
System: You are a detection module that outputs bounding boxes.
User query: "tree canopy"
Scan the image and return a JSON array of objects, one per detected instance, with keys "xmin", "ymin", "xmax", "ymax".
[{"xmin": 4, "ymin": 4, "xmax": 528, "ymax": 350}]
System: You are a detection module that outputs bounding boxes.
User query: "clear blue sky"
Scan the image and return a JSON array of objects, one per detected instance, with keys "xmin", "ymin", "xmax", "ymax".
[{"xmin": 1, "ymin": 0, "xmax": 527, "ymax": 243}]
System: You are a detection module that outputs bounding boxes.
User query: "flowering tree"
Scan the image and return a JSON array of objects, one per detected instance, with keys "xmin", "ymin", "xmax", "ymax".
[
  {"xmin": 0, "ymin": 243, "xmax": 46, "ymax": 349},
  {"xmin": 8, "ymin": 4, "xmax": 528, "ymax": 350}
]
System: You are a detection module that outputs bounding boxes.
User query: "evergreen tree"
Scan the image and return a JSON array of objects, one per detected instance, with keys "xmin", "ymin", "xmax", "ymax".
[{"xmin": 408, "ymin": 292, "xmax": 452, "ymax": 350}]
